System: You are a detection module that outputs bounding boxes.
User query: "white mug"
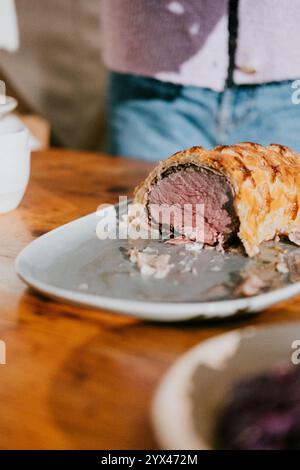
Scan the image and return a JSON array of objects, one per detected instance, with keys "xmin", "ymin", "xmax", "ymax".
[{"xmin": 0, "ymin": 116, "xmax": 31, "ymax": 213}]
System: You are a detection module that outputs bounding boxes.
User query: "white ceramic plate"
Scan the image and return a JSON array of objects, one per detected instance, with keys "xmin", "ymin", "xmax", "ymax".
[
  {"xmin": 15, "ymin": 203, "xmax": 300, "ymax": 322},
  {"xmin": 152, "ymin": 322, "xmax": 300, "ymax": 449}
]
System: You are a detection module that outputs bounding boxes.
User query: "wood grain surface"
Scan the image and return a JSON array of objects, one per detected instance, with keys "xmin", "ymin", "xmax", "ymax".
[{"xmin": 1, "ymin": 149, "xmax": 300, "ymax": 450}]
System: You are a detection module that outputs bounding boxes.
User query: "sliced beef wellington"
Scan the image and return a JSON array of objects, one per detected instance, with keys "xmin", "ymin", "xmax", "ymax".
[{"xmin": 134, "ymin": 143, "xmax": 300, "ymax": 256}]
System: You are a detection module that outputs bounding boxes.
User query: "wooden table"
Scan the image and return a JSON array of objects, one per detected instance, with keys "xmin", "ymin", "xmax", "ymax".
[{"xmin": 1, "ymin": 149, "xmax": 300, "ymax": 450}]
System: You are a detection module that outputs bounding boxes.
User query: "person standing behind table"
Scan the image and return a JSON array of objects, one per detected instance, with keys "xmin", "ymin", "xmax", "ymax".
[{"xmin": 100, "ymin": 0, "xmax": 300, "ymax": 161}]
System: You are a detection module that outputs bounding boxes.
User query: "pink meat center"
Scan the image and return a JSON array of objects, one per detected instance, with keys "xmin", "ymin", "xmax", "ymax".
[{"xmin": 148, "ymin": 166, "xmax": 238, "ymax": 245}]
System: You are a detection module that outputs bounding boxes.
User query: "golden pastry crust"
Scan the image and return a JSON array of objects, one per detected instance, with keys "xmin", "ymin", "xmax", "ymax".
[{"xmin": 134, "ymin": 143, "xmax": 300, "ymax": 256}]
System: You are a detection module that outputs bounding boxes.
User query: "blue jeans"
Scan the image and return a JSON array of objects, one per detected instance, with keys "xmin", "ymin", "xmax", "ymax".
[{"xmin": 107, "ymin": 72, "xmax": 300, "ymax": 161}]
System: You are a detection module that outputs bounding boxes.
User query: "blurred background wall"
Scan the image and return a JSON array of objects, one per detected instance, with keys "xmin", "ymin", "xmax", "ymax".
[{"xmin": 0, "ymin": 0, "xmax": 107, "ymax": 151}]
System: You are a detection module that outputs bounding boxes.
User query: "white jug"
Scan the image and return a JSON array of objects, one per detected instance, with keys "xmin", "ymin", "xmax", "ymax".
[{"xmin": 0, "ymin": 103, "xmax": 31, "ymax": 213}]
